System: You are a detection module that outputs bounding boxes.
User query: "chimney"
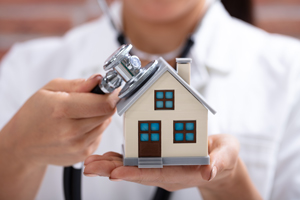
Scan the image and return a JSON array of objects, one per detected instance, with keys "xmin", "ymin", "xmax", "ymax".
[{"xmin": 176, "ymin": 58, "xmax": 191, "ymax": 85}]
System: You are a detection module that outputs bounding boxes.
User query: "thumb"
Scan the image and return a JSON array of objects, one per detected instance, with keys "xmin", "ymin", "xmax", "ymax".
[
  {"xmin": 43, "ymin": 74, "xmax": 102, "ymax": 93},
  {"xmin": 200, "ymin": 136, "xmax": 219, "ymax": 182},
  {"xmin": 76, "ymin": 74, "xmax": 103, "ymax": 93},
  {"xmin": 200, "ymin": 151, "xmax": 218, "ymax": 182},
  {"xmin": 200, "ymin": 134, "xmax": 239, "ymax": 182}
]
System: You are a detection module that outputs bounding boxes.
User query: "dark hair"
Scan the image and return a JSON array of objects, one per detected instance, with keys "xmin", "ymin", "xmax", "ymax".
[{"xmin": 221, "ymin": 0, "xmax": 253, "ymax": 24}]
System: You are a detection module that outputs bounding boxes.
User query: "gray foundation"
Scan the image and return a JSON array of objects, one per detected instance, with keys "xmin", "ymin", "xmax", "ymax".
[{"xmin": 124, "ymin": 156, "xmax": 210, "ymax": 168}]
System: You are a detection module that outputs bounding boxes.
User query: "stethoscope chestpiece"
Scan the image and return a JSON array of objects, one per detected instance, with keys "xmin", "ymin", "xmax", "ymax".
[
  {"xmin": 104, "ymin": 44, "xmax": 132, "ymax": 71},
  {"xmin": 119, "ymin": 60, "xmax": 159, "ymax": 98},
  {"xmin": 100, "ymin": 44, "xmax": 159, "ymax": 98},
  {"xmin": 103, "ymin": 44, "xmax": 141, "ymax": 82}
]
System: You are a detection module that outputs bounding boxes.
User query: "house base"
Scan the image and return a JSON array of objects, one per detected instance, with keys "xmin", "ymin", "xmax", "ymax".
[{"xmin": 123, "ymin": 156, "xmax": 210, "ymax": 168}]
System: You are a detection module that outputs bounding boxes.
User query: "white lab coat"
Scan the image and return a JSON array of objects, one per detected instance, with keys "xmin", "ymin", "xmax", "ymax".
[{"xmin": 0, "ymin": 1, "xmax": 300, "ymax": 200}]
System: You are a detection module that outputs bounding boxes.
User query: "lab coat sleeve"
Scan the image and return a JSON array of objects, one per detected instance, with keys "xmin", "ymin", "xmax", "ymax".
[
  {"xmin": 0, "ymin": 44, "xmax": 31, "ymax": 129},
  {"xmin": 0, "ymin": 38, "xmax": 66, "ymax": 130},
  {"xmin": 270, "ymin": 47, "xmax": 300, "ymax": 199}
]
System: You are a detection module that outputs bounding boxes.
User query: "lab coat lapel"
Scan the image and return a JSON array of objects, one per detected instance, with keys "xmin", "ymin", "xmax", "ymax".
[{"xmin": 191, "ymin": 1, "xmax": 236, "ymax": 90}]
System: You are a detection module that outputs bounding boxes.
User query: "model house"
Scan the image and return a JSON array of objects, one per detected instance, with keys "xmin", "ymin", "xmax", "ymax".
[{"xmin": 117, "ymin": 57, "xmax": 216, "ymax": 168}]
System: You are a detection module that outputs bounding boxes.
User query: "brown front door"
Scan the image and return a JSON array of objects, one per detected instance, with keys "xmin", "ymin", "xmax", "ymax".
[{"xmin": 138, "ymin": 121, "xmax": 161, "ymax": 157}]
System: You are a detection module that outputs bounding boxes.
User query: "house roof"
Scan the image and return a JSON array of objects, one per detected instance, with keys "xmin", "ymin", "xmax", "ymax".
[{"xmin": 116, "ymin": 57, "xmax": 216, "ymax": 116}]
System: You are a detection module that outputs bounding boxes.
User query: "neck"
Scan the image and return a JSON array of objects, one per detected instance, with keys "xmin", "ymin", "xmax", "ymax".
[{"xmin": 122, "ymin": 1, "xmax": 207, "ymax": 62}]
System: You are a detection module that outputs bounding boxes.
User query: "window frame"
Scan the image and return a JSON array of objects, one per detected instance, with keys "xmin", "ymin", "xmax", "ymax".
[
  {"xmin": 173, "ymin": 120, "xmax": 196, "ymax": 143},
  {"xmin": 154, "ymin": 90, "xmax": 175, "ymax": 110}
]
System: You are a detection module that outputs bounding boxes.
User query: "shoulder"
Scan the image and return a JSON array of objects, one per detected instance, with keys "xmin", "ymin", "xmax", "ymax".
[
  {"xmin": 226, "ymin": 18, "xmax": 300, "ymax": 120},
  {"xmin": 0, "ymin": 17, "xmax": 114, "ymax": 128},
  {"xmin": 0, "ymin": 16, "xmax": 115, "ymax": 107},
  {"xmin": 1, "ymin": 16, "xmax": 111, "ymax": 70},
  {"xmin": 229, "ymin": 17, "xmax": 300, "ymax": 68},
  {"xmin": 229, "ymin": 18, "xmax": 300, "ymax": 98},
  {"xmin": 194, "ymin": 2, "xmax": 300, "ymax": 76},
  {"xmin": 0, "ymin": 14, "xmax": 115, "ymax": 81}
]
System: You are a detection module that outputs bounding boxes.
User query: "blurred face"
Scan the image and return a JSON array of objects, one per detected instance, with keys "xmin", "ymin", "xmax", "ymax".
[{"xmin": 123, "ymin": 0, "xmax": 203, "ymax": 23}]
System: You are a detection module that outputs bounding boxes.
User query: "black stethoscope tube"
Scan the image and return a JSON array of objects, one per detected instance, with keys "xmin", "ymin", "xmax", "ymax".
[
  {"xmin": 63, "ymin": 167, "xmax": 82, "ymax": 200},
  {"xmin": 63, "ymin": 32, "xmax": 194, "ymax": 200}
]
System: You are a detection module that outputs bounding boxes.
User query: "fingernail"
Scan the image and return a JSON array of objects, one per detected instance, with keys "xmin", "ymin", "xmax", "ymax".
[
  {"xmin": 109, "ymin": 178, "xmax": 123, "ymax": 182},
  {"xmin": 87, "ymin": 74, "xmax": 102, "ymax": 81},
  {"xmin": 208, "ymin": 166, "xmax": 217, "ymax": 181},
  {"xmin": 84, "ymin": 173, "xmax": 98, "ymax": 177}
]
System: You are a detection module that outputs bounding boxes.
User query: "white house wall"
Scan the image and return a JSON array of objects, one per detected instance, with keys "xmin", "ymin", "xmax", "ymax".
[{"xmin": 124, "ymin": 72, "xmax": 208, "ymax": 158}]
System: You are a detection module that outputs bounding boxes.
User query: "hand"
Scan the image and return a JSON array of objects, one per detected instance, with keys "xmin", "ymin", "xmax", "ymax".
[
  {"xmin": 0, "ymin": 74, "xmax": 119, "ymax": 167},
  {"xmin": 83, "ymin": 134, "xmax": 240, "ymax": 191}
]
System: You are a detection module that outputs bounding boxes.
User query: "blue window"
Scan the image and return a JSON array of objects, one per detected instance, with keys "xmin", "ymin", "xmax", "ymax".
[
  {"xmin": 140, "ymin": 123, "xmax": 149, "ymax": 131},
  {"xmin": 174, "ymin": 121, "xmax": 196, "ymax": 143},
  {"xmin": 175, "ymin": 123, "xmax": 184, "ymax": 131},
  {"xmin": 156, "ymin": 92, "xmax": 164, "ymax": 99},
  {"xmin": 140, "ymin": 133, "xmax": 149, "ymax": 141},
  {"xmin": 165, "ymin": 101, "xmax": 173, "ymax": 108},
  {"xmin": 151, "ymin": 133, "xmax": 160, "ymax": 141},
  {"xmin": 186, "ymin": 123, "xmax": 194, "ymax": 131},
  {"xmin": 151, "ymin": 123, "xmax": 160, "ymax": 131},
  {"xmin": 165, "ymin": 92, "xmax": 173, "ymax": 99},
  {"xmin": 139, "ymin": 121, "xmax": 161, "ymax": 142},
  {"xmin": 155, "ymin": 90, "xmax": 174, "ymax": 110},
  {"xmin": 156, "ymin": 101, "xmax": 164, "ymax": 108},
  {"xmin": 175, "ymin": 133, "xmax": 184, "ymax": 141},
  {"xmin": 186, "ymin": 133, "xmax": 194, "ymax": 141}
]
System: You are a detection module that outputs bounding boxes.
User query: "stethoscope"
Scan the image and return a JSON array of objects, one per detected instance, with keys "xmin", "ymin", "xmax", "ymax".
[
  {"xmin": 63, "ymin": 43, "xmax": 163, "ymax": 200},
  {"xmin": 62, "ymin": 0, "xmax": 218, "ymax": 199}
]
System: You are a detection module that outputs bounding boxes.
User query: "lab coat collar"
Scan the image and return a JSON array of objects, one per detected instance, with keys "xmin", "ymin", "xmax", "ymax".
[{"xmin": 192, "ymin": 0, "xmax": 236, "ymax": 74}]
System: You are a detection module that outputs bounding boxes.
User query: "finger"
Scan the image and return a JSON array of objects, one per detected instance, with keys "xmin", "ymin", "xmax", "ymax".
[
  {"xmin": 200, "ymin": 136, "xmax": 216, "ymax": 181},
  {"xmin": 79, "ymin": 74, "xmax": 103, "ymax": 93},
  {"xmin": 199, "ymin": 155, "xmax": 216, "ymax": 181},
  {"xmin": 111, "ymin": 165, "xmax": 202, "ymax": 185},
  {"xmin": 85, "ymin": 132, "xmax": 103, "ymax": 157},
  {"xmin": 110, "ymin": 166, "xmax": 163, "ymax": 183},
  {"xmin": 75, "ymin": 118, "xmax": 111, "ymax": 149},
  {"xmin": 103, "ymin": 151, "xmax": 124, "ymax": 158},
  {"xmin": 84, "ymin": 152, "xmax": 123, "ymax": 166},
  {"xmin": 53, "ymin": 91, "xmax": 120, "ymax": 118},
  {"xmin": 201, "ymin": 134, "xmax": 239, "ymax": 181},
  {"xmin": 69, "ymin": 124, "xmax": 108, "ymax": 162},
  {"xmin": 84, "ymin": 118, "xmax": 111, "ymax": 145},
  {"xmin": 72, "ymin": 115, "xmax": 112, "ymax": 135},
  {"xmin": 83, "ymin": 159, "xmax": 123, "ymax": 177},
  {"xmin": 44, "ymin": 74, "xmax": 102, "ymax": 93}
]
